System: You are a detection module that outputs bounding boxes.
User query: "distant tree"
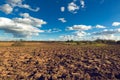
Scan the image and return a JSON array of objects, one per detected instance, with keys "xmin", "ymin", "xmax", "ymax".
[
  {"xmin": 95, "ymin": 39, "xmax": 104, "ymax": 43},
  {"xmin": 20, "ymin": 39, "xmax": 23, "ymax": 42},
  {"xmin": 66, "ymin": 40, "xmax": 74, "ymax": 43},
  {"xmin": 106, "ymin": 40, "xmax": 116, "ymax": 44},
  {"xmin": 117, "ymin": 41, "xmax": 120, "ymax": 44},
  {"xmin": 11, "ymin": 40, "xmax": 24, "ymax": 46},
  {"xmin": 95, "ymin": 39, "xmax": 116, "ymax": 44}
]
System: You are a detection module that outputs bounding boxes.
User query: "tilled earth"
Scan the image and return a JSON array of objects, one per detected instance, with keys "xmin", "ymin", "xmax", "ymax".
[{"xmin": 0, "ymin": 44, "xmax": 120, "ymax": 80}]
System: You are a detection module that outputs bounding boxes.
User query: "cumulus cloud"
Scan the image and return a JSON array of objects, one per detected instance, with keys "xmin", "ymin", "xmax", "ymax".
[
  {"xmin": 67, "ymin": 25, "xmax": 92, "ymax": 31},
  {"xmin": 18, "ymin": 13, "xmax": 46, "ymax": 27},
  {"xmin": 20, "ymin": 13, "xmax": 29, "ymax": 18},
  {"xmin": 9, "ymin": 0, "xmax": 40, "ymax": 12},
  {"xmin": 0, "ymin": 4, "xmax": 13, "ymax": 14},
  {"xmin": 61, "ymin": 23, "xmax": 120, "ymax": 41},
  {"xmin": 68, "ymin": 2, "xmax": 79, "ymax": 13},
  {"xmin": 62, "ymin": 24, "xmax": 91, "ymax": 41},
  {"xmin": 74, "ymin": 31, "xmax": 88, "ymax": 37},
  {"xmin": 46, "ymin": 28, "xmax": 61, "ymax": 33},
  {"xmin": 59, "ymin": 32, "xmax": 88, "ymax": 41},
  {"xmin": 7, "ymin": 0, "xmax": 23, "ymax": 5},
  {"xmin": 93, "ymin": 29, "xmax": 117, "ymax": 35},
  {"xmin": 92, "ymin": 28, "xmax": 120, "ymax": 40},
  {"xmin": 0, "ymin": 0, "xmax": 40, "ymax": 14},
  {"xmin": 61, "ymin": 7, "xmax": 65, "ymax": 12},
  {"xmin": 0, "ymin": 13, "xmax": 46, "ymax": 37},
  {"xmin": 93, "ymin": 34, "xmax": 120, "ymax": 41},
  {"xmin": 67, "ymin": 0, "xmax": 85, "ymax": 14},
  {"xmin": 58, "ymin": 18, "xmax": 67, "ymax": 23},
  {"xmin": 17, "ymin": 4, "xmax": 40, "ymax": 12},
  {"xmin": 112, "ymin": 22, "xmax": 120, "ymax": 27},
  {"xmin": 59, "ymin": 35, "xmax": 75, "ymax": 41},
  {"xmin": 59, "ymin": 30, "xmax": 90, "ymax": 41},
  {"xmin": 96, "ymin": 25, "xmax": 106, "ymax": 28},
  {"xmin": 80, "ymin": 0, "xmax": 85, "ymax": 8}
]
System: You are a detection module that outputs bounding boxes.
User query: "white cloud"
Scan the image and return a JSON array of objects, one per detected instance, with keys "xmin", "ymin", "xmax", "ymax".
[
  {"xmin": 0, "ymin": 13, "xmax": 46, "ymax": 37},
  {"xmin": 68, "ymin": 2, "xmax": 79, "ymax": 13},
  {"xmin": 61, "ymin": 7, "xmax": 65, "ymax": 12},
  {"xmin": 93, "ymin": 29, "xmax": 116, "ymax": 35},
  {"xmin": 61, "ymin": 24, "xmax": 92, "ymax": 41},
  {"xmin": 59, "ymin": 35, "xmax": 75, "ymax": 41},
  {"xmin": 96, "ymin": 25, "xmax": 106, "ymax": 28},
  {"xmin": 93, "ymin": 34, "xmax": 120, "ymax": 41},
  {"xmin": 117, "ymin": 28, "xmax": 120, "ymax": 32},
  {"xmin": 67, "ymin": 0, "xmax": 86, "ymax": 14},
  {"xmin": 7, "ymin": 0, "xmax": 23, "ymax": 5},
  {"xmin": 17, "ymin": 4, "xmax": 40, "ymax": 12},
  {"xmin": 112, "ymin": 22, "xmax": 120, "ymax": 27},
  {"xmin": 0, "ymin": 0, "xmax": 40, "ymax": 14},
  {"xmin": 0, "ymin": 4, "xmax": 13, "ymax": 14},
  {"xmin": 8, "ymin": 0, "xmax": 40, "ymax": 12},
  {"xmin": 46, "ymin": 28, "xmax": 61, "ymax": 33},
  {"xmin": 20, "ymin": 13, "xmax": 30, "ymax": 18},
  {"xmin": 67, "ymin": 25, "xmax": 92, "ymax": 31},
  {"xmin": 74, "ymin": 31, "xmax": 87, "ymax": 37},
  {"xmin": 59, "ymin": 34, "xmax": 88, "ymax": 41},
  {"xmin": 60, "ymin": 27, "xmax": 120, "ymax": 41},
  {"xmin": 92, "ymin": 28, "xmax": 120, "ymax": 40},
  {"xmin": 80, "ymin": 0, "xmax": 85, "ymax": 8},
  {"xmin": 58, "ymin": 18, "xmax": 67, "ymax": 23},
  {"xmin": 18, "ymin": 13, "xmax": 47, "ymax": 27},
  {"xmin": 59, "ymin": 30, "xmax": 90, "ymax": 41}
]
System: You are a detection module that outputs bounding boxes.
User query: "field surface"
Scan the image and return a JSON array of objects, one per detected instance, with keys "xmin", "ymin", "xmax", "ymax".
[{"xmin": 0, "ymin": 42, "xmax": 120, "ymax": 80}]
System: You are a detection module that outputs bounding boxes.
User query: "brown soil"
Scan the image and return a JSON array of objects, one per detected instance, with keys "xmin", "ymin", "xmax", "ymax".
[{"xmin": 0, "ymin": 43, "xmax": 120, "ymax": 80}]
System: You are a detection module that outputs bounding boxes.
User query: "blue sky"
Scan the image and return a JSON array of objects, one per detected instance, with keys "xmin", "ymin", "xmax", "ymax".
[{"xmin": 0, "ymin": 0, "xmax": 120, "ymax": 41}]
